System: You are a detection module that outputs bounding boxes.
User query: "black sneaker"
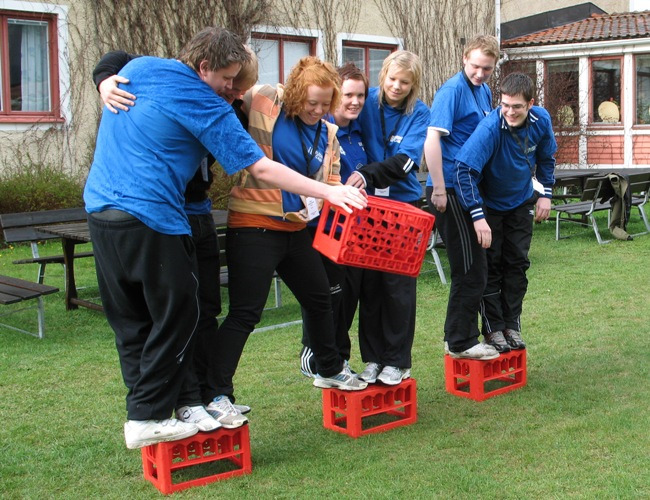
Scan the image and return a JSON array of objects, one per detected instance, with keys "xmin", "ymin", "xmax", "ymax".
[
  {"xmin": 484, "ymin": 331, "xmax": 511, "ymax": 353},
  {"xmin": 504, "ymin": 329, "xmax": 526, "ymax": 350}
]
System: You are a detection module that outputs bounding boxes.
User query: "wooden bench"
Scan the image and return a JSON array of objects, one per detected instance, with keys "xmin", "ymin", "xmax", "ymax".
[
  {"xmin": 0, "ymin": 275, "xmax": 59, "ymax": 338},
  {"xmin": 554, "ymin": 172, "xmax": 650, "ymax": 244},
  {"xmin": 0, "ymin": 208, "xmax": 94, "ymax": 284}
]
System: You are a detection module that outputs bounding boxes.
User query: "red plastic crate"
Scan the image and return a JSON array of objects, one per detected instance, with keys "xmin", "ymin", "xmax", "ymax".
[
  {"xmin": 322, "ymin": 378, "xmax": 417, "ymax": 438},
  {"xmin": 444, "ymin": 350, "xmax": 527, "ymax": 401},
  {"xmin": 140, "ymin": 425, "xmax": 251, "ymax": 495},
  {"xmin": 313, "ymin": 196, "xmax": 435, "ymax": 277}
]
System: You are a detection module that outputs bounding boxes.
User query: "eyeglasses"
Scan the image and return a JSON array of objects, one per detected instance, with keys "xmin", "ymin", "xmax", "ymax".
[{"xmin": 500, "ymin": 102, "xmax": 528, "ymax": 111}]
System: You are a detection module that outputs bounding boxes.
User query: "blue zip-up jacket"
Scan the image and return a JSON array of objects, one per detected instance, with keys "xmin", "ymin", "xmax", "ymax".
[{"xmin": 454, "ymin": 105, "xmax": 557, "ymax": 220}]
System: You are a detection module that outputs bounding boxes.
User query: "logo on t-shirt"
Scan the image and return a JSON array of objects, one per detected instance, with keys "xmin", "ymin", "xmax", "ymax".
[
  {"xmin": 307, "ymin": 147, "xmax": 324, "ymax": 164},
  {"xmin": 390, "ymin": 135, "xmax": 403, "ymax": 144}
]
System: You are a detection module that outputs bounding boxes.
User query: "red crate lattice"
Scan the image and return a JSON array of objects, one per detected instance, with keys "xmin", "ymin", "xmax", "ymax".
[
  {"xmin": 322, "ymin": 378, "xmax": 417, "ymax": 438},
  {"xmin": 313, "ymin": 196, "xmax": 435, "ymax": 277},
  {"xmin": 444, "ymin": 350, "xmax": 527, "ymax": 401},
  {"xmin": 140, "ymin": 425, "xmax": 251, "ymax": 494}
]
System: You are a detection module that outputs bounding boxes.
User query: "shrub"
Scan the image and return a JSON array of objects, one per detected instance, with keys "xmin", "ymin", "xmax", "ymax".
[
  {"xmin": 0, "ymin": 164, "xmax": 84, "ymax": 213},
  {"xmin": 207, "ymin": 169, "xmax": 238, "ymax": 210}
]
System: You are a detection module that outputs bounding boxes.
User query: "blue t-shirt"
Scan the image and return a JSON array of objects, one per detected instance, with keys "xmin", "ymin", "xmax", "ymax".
[
  {"xmin": 84, "ymin": 56, "xmax": 264, "ymax": 235},
  {"xmin": 426, "ymin": 71, "xmax": 492, "ymax": 188},
  {"xmin": 272, "ymin": 110, "xmax": 329, "ymax": 214},
  {"xmin": 335, "ymin": 118, "xmax": 367, "ymax": 184},
  {"xmin": 308, "ymin": 116, "xmax": 367, "ymax": 229},
  {"xmin": 357, "ymin": 87, "xmax": 429, "ymax": 202},
  {"xmin": 454, "ymin": 106, "xmax": 557, "ymax": 217}
]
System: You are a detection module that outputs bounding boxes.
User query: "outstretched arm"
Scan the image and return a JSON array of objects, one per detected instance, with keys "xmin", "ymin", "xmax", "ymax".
[
  {"xmin": 247, "ymin": 157, "xmax": 367, "ymax": 214},
  {"xmin": 346, "ymin": 153, "xmax": 416, "ymax": 189}
]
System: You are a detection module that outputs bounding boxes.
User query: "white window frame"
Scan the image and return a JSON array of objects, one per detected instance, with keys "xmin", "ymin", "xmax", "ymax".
[{"xmin": 249, "ymin": 25, "xmax": 324, "ymax": 85}]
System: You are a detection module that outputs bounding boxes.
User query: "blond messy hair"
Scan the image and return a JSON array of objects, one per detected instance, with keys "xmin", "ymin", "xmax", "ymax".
[
  {"xmin": 463, "ymin": 34, "xmax": 500, "ymax": 63},
  {"xmin": 234, "ymin": 46, "xmax": 258, "ymax": 89},
  {"xmin": 377, "ymin": 50, "xmax": 422, "ymax": 115}
]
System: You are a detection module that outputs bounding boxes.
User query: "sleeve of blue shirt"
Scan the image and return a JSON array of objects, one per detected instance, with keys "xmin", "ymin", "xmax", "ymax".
[
  {"xmin": 428, "ymin": 84, "xmax": 456, "ymax": 134},
  {"xmin": 453, "ymin": 111, "xmax": 501, "ymax": 220}
]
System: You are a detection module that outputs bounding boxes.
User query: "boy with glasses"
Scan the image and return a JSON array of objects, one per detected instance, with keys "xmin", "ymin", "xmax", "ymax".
[{"xmin": 453, "ymin": 72, "xmax": 556, "ymax": 352}]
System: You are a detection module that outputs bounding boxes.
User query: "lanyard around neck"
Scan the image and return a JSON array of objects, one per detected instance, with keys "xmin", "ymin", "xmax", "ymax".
[
  {"xmin": 296, "ymin": 118, "xmax": 323, "ymax": 178},
  {"xmin": 380, "ymin": 104, "xmax": 404, "ymax": 160},
  {"xmin": 507, "ymin": 120, "xmax": 535, "ymax": 175}
]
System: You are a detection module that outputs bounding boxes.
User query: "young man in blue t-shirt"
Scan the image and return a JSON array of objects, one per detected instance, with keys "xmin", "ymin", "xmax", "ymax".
[
  {"xmin": 84, "ymin": 27, "xmax": 366, "ymax": 450},
  {"xmin": 423, "ymin": 35, "xmax": 501, "ymax": 360},
  {"xmin": 453, "ymin": 72, "xmax": 557, "ymax": 353}
]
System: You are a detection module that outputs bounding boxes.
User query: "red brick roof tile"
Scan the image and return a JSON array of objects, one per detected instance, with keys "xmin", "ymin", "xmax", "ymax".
[{"xmin": 502, "ymin": 11, "xmax": 650, "ymax": 48}]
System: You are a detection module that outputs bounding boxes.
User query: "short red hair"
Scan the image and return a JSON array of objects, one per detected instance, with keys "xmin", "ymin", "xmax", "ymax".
[{"xmin": 282, "ymin": 56, "xmax": 341, "ymax": 118}]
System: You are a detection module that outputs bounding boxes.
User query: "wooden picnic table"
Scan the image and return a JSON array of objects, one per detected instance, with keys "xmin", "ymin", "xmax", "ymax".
[
  {"xmin": 554, "ymin": 167, "xmax": 650, "ymax": 192},
  {"xmin": 37, "ymin": 210, "xmax": 228, "ymax": 312}
]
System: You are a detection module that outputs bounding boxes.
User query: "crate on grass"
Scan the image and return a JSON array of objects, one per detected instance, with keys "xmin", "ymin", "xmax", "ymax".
[
  {"xmin": 313, "ymin": 196, "xmax": 435, "ymax": 277},
  {"xmin": 140, "ymin": 425, "xmax": 251, "ymax": 494},
  {"xmin": 444, "ymin": 350, "xmax": 527, "ymax": 401},
  {"xmin": 322, "ymin": 378, "xmax": 417, "ymax": 438}
]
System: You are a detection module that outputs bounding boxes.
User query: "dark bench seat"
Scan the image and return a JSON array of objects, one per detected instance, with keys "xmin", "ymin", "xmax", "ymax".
[
  {"xmin": 554, "ymin": 172, "xmax": 650, "ymax": 244},
  {"xmin": 0, "ymin": 208, "xmax": 94, "ymax": 284},
  {"xmin": 0, "ymin": 275, "xmax": 59, "ymax": 338}
]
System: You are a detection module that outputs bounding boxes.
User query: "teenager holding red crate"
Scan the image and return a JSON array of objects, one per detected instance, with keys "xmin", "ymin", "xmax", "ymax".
[
  {"xmin": 206, "ymin": 57, "xmax": 368, "ymax": 402},
  {"xmin": 299, "ymin": 63, "xmax": 369, "ymax": 378},
  {"xmin": 346, "ymin": 51, "xmax": 429, "ymax": 385}
]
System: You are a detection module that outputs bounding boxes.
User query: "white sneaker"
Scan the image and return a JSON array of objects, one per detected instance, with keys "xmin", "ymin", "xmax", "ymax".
[
  {"xmin": 313, "ymin": 364, "xmax": 368, "ymax": 391},
  {"xmin": 176, "ymin": 405, "xmax": 221, "ymax": 432},
  {"xmin": 124, "ymin": 418, "xmax": 199, "ymax": 449},
  {"xmin": 449, "ymin": 342, "xmax": 499, "ymax": 360},
  {"xmin": 377, "ymin": 365, "xmax": 411, "ymax": 386},
  {"xmin": 358, "ymin": 362, "xmax": 382, "ymax": 383},
  {"xmin": 206, "ymin": 395, "xmax": 248, "ymax": 429},
  {"xmin": 233, "ymin": 403, "xmax": 251, "ymax": 415},
  {"xmin": 444, "ymin": 341, "xmax": 449, "ymax": 355}
]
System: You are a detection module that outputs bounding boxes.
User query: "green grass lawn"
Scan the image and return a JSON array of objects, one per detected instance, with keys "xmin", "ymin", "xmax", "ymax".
[{"xmin": 1, "ymin": 210, "xmax": 649, "ymax": 498}]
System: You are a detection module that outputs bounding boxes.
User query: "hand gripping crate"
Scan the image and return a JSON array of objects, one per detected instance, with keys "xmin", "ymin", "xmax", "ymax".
[
  {"xmin": 140, "ymin": 425, "xmax": 251, "ymax": 494},
  {"xmin": 313, "ymin": 196, "xmax": 435, "ymax": 277}
]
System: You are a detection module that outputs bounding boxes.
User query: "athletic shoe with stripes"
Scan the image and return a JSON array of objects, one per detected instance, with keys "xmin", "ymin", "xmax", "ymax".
[{"xmin": 313, "ymin": 364, "xmax": 367, "ymax": 391}]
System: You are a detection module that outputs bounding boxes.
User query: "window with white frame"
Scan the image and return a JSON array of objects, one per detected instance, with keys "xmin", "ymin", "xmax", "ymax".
[
  {"xmin": 0, "ymin": 9, "xmax": 61, "ymax": 122},
  {"xmin": 591, "ymin": 57, "xmax": 622, "ymax": 124},
  {"xmin": 635, "ymin": 54, "xmax": 650, "ymax": 125},
  {"xmin": 250, "ymin": 33, "xmax": 316, "ymax": 85},
  {"xmin": 342, "ymin": 41, "xmax": 396, "ymax": 87}
]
